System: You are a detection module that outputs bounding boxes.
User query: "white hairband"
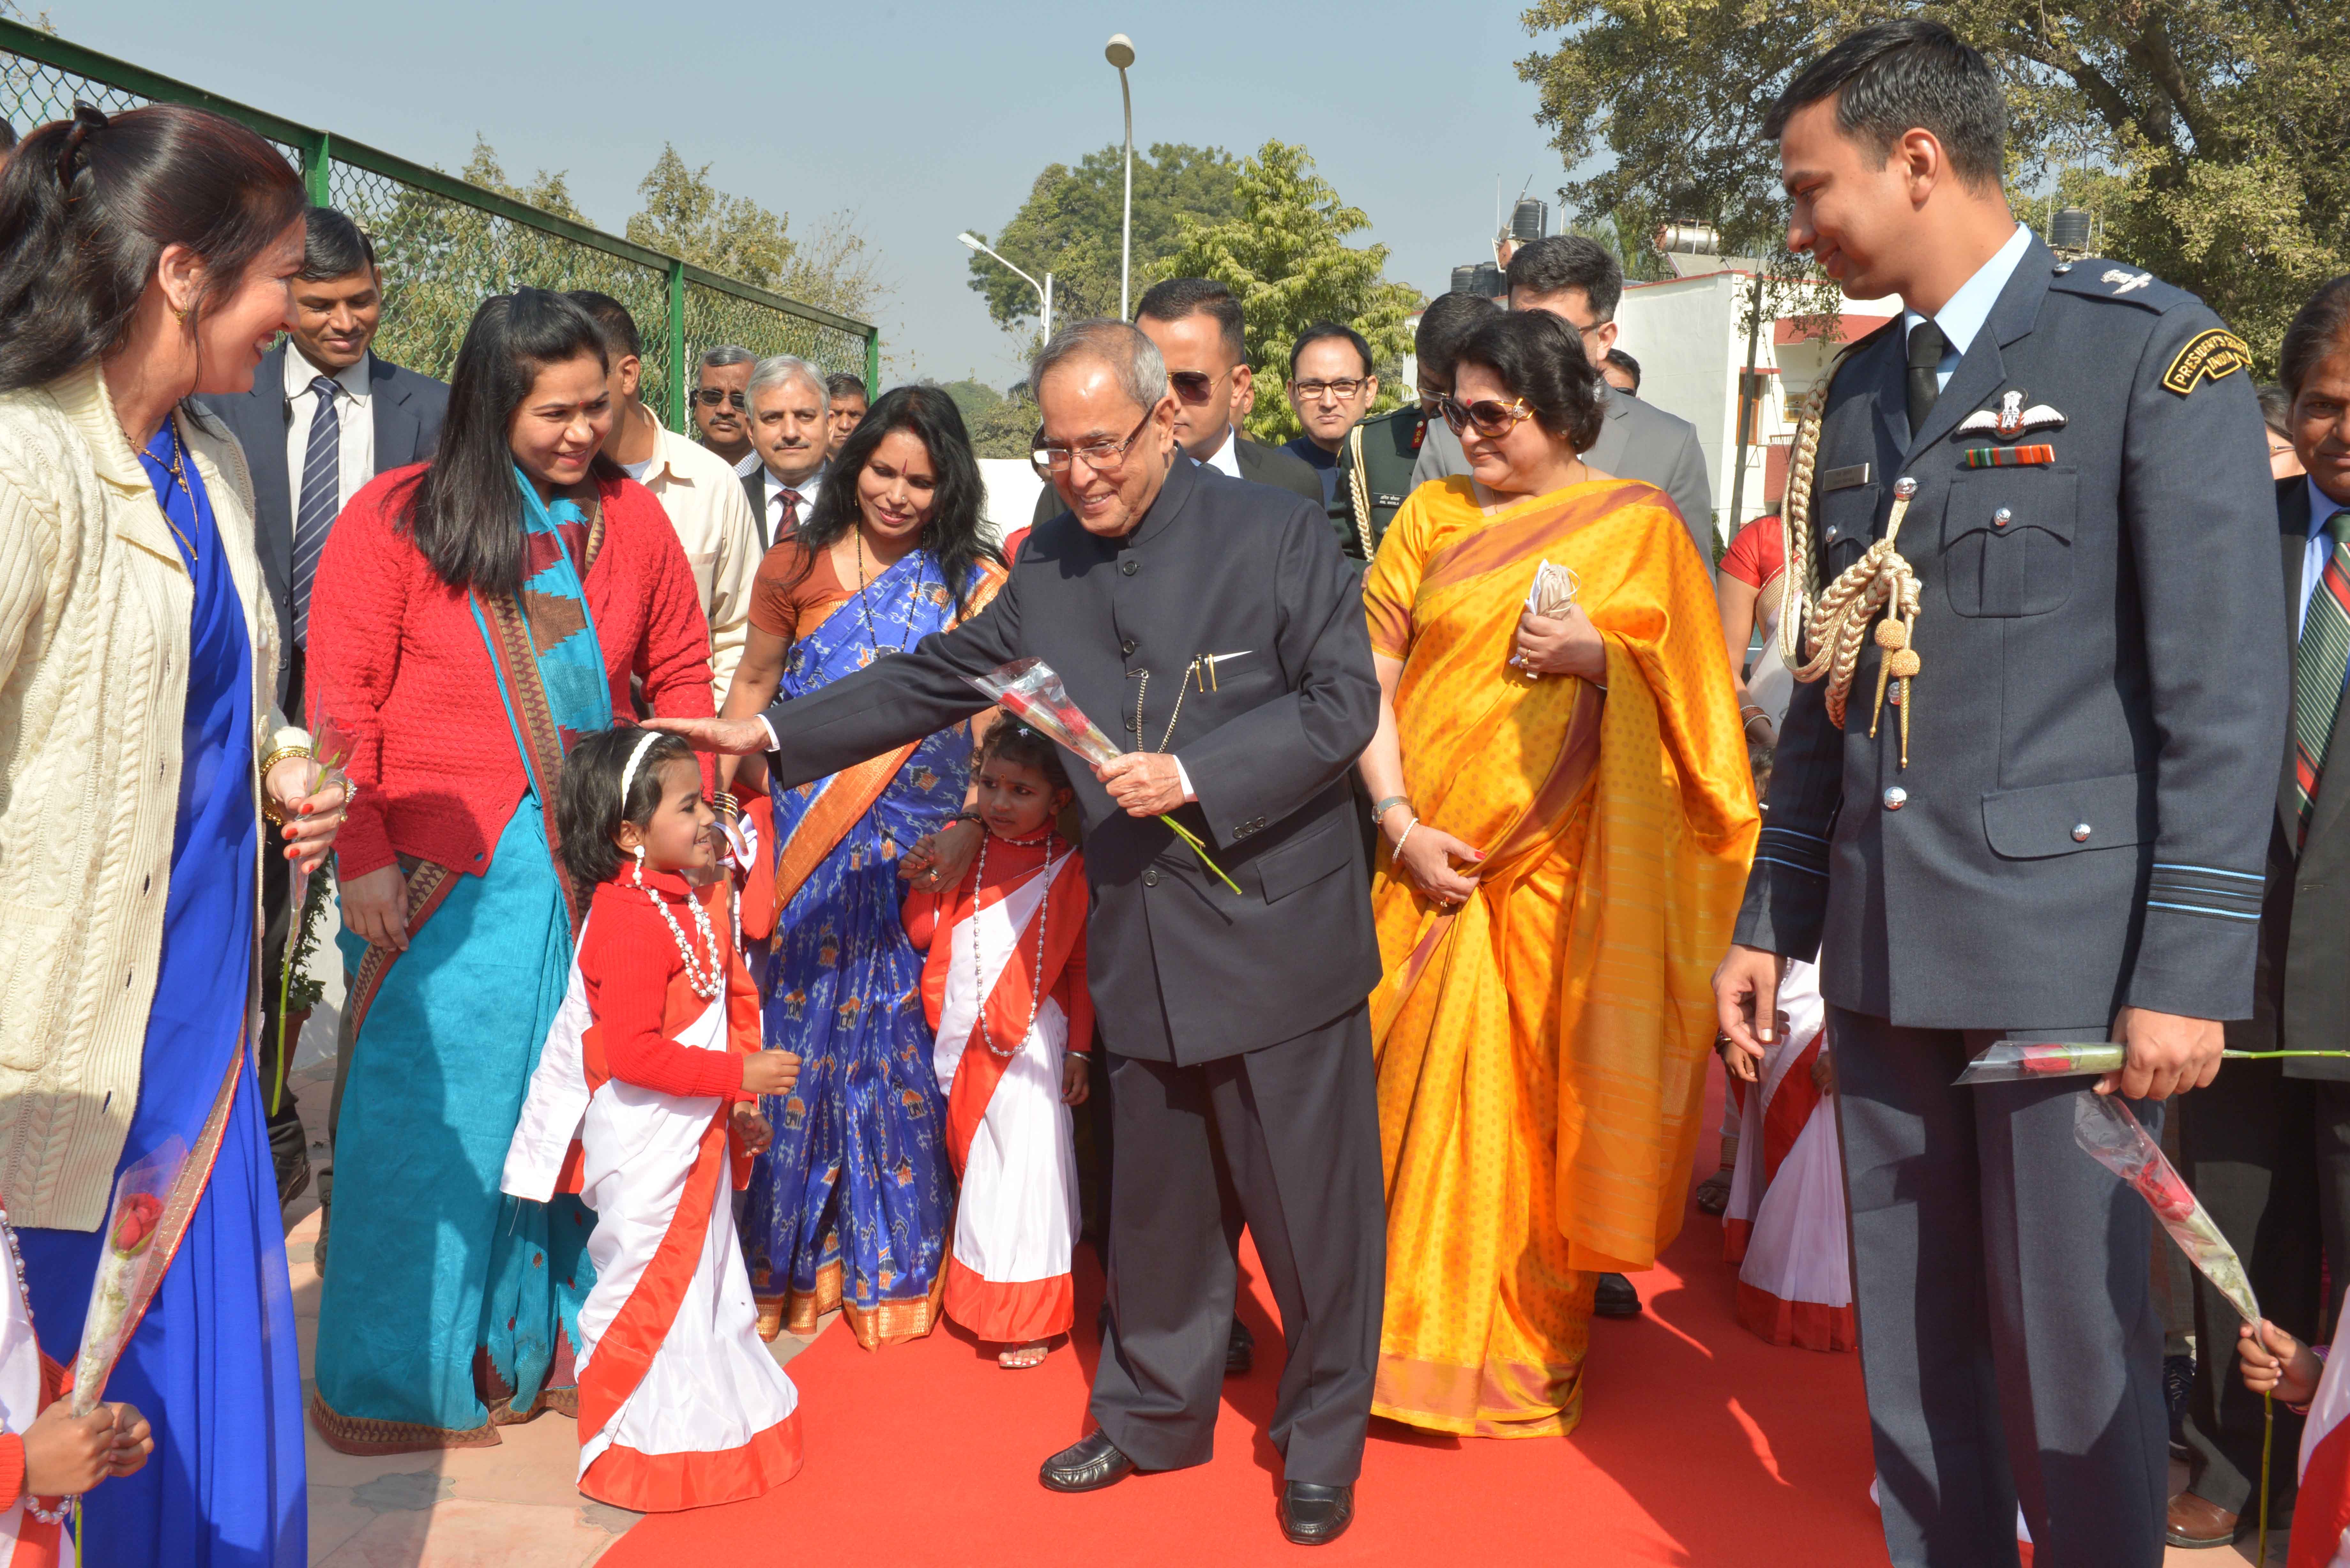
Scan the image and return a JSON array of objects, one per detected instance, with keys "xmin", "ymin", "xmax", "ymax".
[{"xmin": 619, "ymin": 729, "xmax": 663, "ymax": 811}]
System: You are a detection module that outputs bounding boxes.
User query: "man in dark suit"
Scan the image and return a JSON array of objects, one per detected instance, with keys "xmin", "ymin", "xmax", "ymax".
[
  {"xmin": 1712, "ymin": 24, "xmax": 2283, "ymax": 1567},
  {"xmin": 2169, "ymin": 277, "xmax": 2350, "ymax": 1550},
  {"xmin": 1030, "ymin": 277, "xmax": 1320, "ymax": 530},
  {"xmin": 201, "ymin": 206, "xmax": 448, "ymax": 1207},
  {"xmin": 656, "ymin": 319, "xmax": 1383, "ymax": 1547},
  {"xmin": 1414, "ymin": 236, "xmax": 1716, "ymax": 572}
]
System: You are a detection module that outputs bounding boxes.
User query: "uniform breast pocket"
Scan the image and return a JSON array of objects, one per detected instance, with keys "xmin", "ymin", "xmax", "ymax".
[
  {"xmin": 1815, "ymin": 480, "xmax": 1880, "ymax": 569},
  {"xmin": 1940, "ymin": 469, "xmax": 2080, "ymax": 618}
]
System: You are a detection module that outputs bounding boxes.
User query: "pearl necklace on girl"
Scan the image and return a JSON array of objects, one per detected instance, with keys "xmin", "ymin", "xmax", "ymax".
[
  {"xmin": 970, "ymin": 828, "xmax": 1062, "ymax": 1061},
  {"xmin": 636, "ymin": 849, "xmax": 727, "ymax": 1000}
]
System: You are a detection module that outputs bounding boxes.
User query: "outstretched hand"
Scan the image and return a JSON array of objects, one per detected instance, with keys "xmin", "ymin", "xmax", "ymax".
[{"xmin": 643, "ymin": 715, "xmax": 774, "ymax": 756}]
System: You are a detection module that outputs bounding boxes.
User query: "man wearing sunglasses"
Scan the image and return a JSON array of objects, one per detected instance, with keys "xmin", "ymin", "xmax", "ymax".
[
  {"xmin": 1028, "ymin": 277, "xmax": 1321, "ymax": 530},
  {"xmin": 691, "ymin": 344, "xmax": 759, "ymax": 474},
  {"xmin": 1413, "ymin": 236, "xmax": 1716, "ymax": 576},
  {"xmin": 650, "ymin": 318, "xmax": 1384, "ymax": 1547}
]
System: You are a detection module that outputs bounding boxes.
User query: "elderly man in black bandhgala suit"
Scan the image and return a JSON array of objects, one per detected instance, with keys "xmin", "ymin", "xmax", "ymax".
[{"xmin": 652, "ymin": 319, "xmax": 1385, "ymax": 1548}]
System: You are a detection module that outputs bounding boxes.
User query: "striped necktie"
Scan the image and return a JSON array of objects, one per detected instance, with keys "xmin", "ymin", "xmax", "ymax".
[
  {"xmin": 291, "ymin": 375, "xmax": 340, "ymax": 648},
  {"xmin": 2292, "ymin": 506, "xmax": 2350, "ymax": 843}
]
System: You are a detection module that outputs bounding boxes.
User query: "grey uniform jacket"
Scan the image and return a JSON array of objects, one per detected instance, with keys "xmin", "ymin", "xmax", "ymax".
[
  {"xmin": 201, "ymin": 345, "xmax": 448, "ymax": 696},
  {"xmin": 1413, "ymin": 380, "xmax": 1714, "ymax": 573},
  {"xmin": 762, "ymin": 455, "xmax": 1383, "ymax": 1063},
  {"xmin": 1733, "ymin": 239, "xmax": 2285, "ymax": 1028},
  {"xmin": 2248, "ymin": 478, "xmax": 2350, "ymax": 1080}
]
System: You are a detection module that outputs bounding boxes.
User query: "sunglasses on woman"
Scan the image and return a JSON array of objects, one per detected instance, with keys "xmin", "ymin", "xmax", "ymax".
[{"xmin": 1438, "ymin": 395, "xmax": 1536, "ymax": 439}]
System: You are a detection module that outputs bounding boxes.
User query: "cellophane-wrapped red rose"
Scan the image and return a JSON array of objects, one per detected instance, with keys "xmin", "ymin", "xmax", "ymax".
[
  {"xmin": 1955, "ymin": 1041, "xmax": 2127, "ymax": 1085},
  {"xmin": 2075, "ymin": 1094, "xmax": 2258, "ymax": 1326},
  {"xmin": 71, "ymin": 1139, "xmax": 188, "ymax": 1415}
]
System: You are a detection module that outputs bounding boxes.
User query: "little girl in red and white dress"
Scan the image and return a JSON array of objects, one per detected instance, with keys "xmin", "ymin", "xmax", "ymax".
[
  {"xmin": 903, "ymin": 721, "xmax": 1092, "ymax": 1369},
  {"xmin": 504, "ymin": 727, "xmax": 803, "ymax": 1512}
]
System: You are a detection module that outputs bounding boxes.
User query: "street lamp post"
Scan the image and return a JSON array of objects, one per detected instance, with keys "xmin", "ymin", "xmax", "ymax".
[
  {"xmin": 958, "ymin": 231, "xmax": 1053, "ymax": 342},
  {"xmin": 1105, "ymin": 34, "xmax": 1135, "ymax": 319}
]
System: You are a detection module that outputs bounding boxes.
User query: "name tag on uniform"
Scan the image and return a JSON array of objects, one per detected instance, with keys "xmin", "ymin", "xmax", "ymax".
[{"xmin": 1821, "ymin": 463, "xmax": 1872, "ymax": 492}]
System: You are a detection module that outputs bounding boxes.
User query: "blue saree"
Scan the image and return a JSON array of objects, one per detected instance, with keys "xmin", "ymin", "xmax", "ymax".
[
  {"xmin": 747, "ymin": 550, "xmax": 993, "ymax": 1346},
  {"xmin": 311, "ymin": 476, "xmax": 610, "ymax": 1449},
  {"xmin": 18, "ymin": 417, "xmax": 306, "ymax": 1566}
]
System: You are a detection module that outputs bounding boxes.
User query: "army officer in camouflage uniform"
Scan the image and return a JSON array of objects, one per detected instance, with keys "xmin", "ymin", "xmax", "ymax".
[{"xmin": 1712, "ymin": 23, "xmax": 2285, "ymax": 1568}]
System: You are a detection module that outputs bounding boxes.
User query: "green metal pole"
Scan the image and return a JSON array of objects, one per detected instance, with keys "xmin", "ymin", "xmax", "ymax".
[
  {"xmin": 865, "ymin": 328, "xmax": 881, "ymax": 399},
  {"xmin": 665, "ymin": 258, "xmax": 687, "ymax": 433},
  {"xmin": 301, "ymin": 129, "xmax": 331, "ymax": 207}
]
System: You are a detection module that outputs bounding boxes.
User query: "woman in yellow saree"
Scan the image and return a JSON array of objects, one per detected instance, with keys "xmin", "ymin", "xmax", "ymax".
[{"xmin": 1357, "ymin": 311, "xmax": 1758, "ymax": 1438}]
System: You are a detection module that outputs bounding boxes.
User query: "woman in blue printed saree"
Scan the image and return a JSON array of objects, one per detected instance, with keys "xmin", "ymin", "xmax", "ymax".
[
  {"xmin": 716, "ymin": 385, "xmax": 1006, "ymax": 1346},
  {"xmin": 306, "ymin": 292, "xmax": 715, "ymax": 1451}
]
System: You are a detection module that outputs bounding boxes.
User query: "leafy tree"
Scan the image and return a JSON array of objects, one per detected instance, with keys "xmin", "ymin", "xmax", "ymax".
[
  {"xmin": 1164, "ymin": 141, "xmax": 1424, "ymax": 446},
  {"xmin": 625, "ymin": 145, "xmax": 884, "ymax": 321},
  {"xmin": 965, "ymin": 144, "xmax": 1243, "ymax": 337},
  {"xmin": 938, "ymin": 378, "xmax": 1040, "ymax": 460},
  {"xmin": 1517, "ymin": 0, "xmax": 2350, "ymax": 369}
]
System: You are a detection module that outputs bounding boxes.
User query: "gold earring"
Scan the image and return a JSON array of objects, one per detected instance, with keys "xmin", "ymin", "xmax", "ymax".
[{"xmin": 171, "ymin": 304, "xmax": 188, "ymax": 325}]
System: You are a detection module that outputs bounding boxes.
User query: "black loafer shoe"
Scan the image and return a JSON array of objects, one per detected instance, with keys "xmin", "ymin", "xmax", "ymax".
[
  {"xmin": 1593, "ymin": 1272, "xmax": 1641, "ymax": 1318},
  {"xmin": 1226, "ymin": 1316, "xmax": 1255, "ymax": 1377},
  {"xmin": 1040, "ymin": 1431, "xmax": 1138, "ymax": 1493},
  {"xmin": 1279, "ymin": 1481, "xmax": 1354, "ymax": 1546}
]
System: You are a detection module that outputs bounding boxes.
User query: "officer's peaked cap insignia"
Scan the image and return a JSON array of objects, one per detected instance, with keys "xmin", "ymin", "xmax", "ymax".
[{"xmin": 1954, "ymin": 389, "xmax": 2066, "ymax": 441}]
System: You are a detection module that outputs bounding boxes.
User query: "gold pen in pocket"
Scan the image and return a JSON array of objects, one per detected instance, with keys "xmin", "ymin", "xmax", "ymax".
[{"xmin": 1194, "ymin": 651, "xmax": 1253, "ymax": 692}]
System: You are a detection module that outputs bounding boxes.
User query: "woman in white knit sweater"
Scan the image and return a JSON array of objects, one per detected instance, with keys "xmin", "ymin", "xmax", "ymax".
[{"xmin": 0, "ymin": 105, "xmax": 344, "ymax": 1565}]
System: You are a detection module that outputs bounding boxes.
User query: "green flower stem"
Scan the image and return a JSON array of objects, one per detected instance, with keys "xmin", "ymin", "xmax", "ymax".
[{"xmin": 1162, "ymin": 816, "xmax": 1242, "ymax": 896}]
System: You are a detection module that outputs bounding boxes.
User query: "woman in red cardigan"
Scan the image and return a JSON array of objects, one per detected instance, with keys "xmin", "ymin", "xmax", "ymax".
[{"xmin": 305, "ymin": 290, "xmax": 716, "ymax": 1452}]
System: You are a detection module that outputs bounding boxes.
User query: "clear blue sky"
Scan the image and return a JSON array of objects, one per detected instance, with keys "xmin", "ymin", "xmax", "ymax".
[{"xmin": 48, "ymin": 0, "xmax": 1579, "ymax": 388}]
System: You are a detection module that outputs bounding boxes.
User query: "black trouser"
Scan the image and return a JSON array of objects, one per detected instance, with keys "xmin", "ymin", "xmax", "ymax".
[
  {"xmin": 1831, "ymin": 1010, "xmax": 2169, "ymax": 1568},
  {"xmin": 257, "ymin": 649, "xmax": 307, "ymax": 1162},
  {"xmin": 1089, "ymin": 1007, "xmax": 1384, "ymax": 1485},
  {"xmin": 2178, "ymin": 1062, "xmax": 2350, "ymax": 1518}
]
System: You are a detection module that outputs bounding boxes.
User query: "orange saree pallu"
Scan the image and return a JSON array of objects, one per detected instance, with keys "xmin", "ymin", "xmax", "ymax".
[{"xmin": 1364, "ymin": 478, "xmax": 1758, "ymax": 1437}]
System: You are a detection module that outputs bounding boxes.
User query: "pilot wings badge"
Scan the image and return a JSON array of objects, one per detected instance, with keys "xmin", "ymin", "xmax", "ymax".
[{"xmin": 1954, "ymin": 388, "xmax": 2067, "ymax": 441}]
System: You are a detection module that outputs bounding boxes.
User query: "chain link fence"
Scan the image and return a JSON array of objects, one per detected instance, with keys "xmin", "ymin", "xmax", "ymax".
[{"xmin": 0, "ymin": 19, "xmax": 878, "ymax": 430}]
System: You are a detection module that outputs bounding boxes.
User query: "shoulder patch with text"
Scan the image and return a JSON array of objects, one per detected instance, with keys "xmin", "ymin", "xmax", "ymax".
[{"xmin": 2161, "ymin": 329, "xmax": 2252, "ymax": 396}]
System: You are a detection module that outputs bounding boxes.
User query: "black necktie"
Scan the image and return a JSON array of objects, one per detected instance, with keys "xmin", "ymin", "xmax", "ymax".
[{"xmin": 1906, "ymin": 319, "xmax": 1947, "ymax": 438}]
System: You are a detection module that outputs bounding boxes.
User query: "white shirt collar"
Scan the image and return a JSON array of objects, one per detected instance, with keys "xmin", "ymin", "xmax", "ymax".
[
  {"xmin": 1900, "ymin": 222, "xmax": 2032, "ymax": 362},
  {"xmin": 732, "ymin": 448, "xmax": 763, "ymax": 478},
  {"xmin": 1198, "ymin": 425, "xmax": 1243, "ymax": 479},
  {"xmin": 762, "ymin": 463, "xmax": 821, "ymax": 498},
  {"xmin": 284, "ymin": 341, "xmax": 372, "ymax": 403}
]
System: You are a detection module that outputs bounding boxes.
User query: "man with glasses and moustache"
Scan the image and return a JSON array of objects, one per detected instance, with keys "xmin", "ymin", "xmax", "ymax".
[
  {"xmin": 692, "ymin": 343, "xmax": 760, "ymax": 474},
  {"xmin": 1031, "ymin": 278, "xmax": 1321, "ymax": 530},
  {"xmin": 743, "ymin": 355, "xmax": 829, "ymax": 548},
  {"xmin": 1415, "ymin": 236, "xmax": 1715, "ymax": 574},
  {"xmin": 653, "ymin": 318, "xmax": 1385, "ymax": 1547}
]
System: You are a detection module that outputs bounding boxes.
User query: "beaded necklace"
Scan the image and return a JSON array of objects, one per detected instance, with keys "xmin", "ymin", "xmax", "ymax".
[
  {"xmin": 0, "ymin": 1203, "xmax": 71, "ymax": 1524},
  {"xmin": 633, "ymin": 853, "xmax": 734, "ymax": 1001},
  {"xmin": 970, "ymin": 828, "xmax": 1061, "ymax": 1061}
]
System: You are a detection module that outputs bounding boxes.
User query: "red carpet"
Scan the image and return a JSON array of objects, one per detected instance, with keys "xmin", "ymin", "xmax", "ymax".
[{"xmin": 606, "ymin": 1069, "xmax": 1888, "ymax": 1566}]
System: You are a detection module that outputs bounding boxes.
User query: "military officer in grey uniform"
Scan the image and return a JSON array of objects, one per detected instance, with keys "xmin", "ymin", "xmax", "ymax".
[{"xmin": 1712, "ymin": 24, "xmax": 2285, "ymax": 1568}]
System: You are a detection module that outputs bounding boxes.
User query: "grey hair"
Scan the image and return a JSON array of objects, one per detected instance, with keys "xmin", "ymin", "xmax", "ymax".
[
  {"xmin": 698, "ymin": 343, "xmax": 755, "ymax": 373},
  {"xmin": 1028, "ymin": 319, "xmax": 1168, "ymax": 411},
  {"xmin": 748, "ymin": 354, "xmax": 829, "ymax": 415}
]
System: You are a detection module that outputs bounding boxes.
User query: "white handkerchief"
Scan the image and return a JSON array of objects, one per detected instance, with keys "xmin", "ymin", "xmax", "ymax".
[{"xmin": 1526, "ymin": 560, "xmax": 1581, "ymax": 618}]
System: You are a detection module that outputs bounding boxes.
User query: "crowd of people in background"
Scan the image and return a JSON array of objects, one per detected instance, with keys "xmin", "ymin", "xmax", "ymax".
[{"xmin": 11, "ymin": 18, "xmax": 2350, "ymax": 1568}]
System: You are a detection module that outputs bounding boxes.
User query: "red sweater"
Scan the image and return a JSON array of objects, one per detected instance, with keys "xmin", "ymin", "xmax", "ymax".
[
  {"xmin": 578, "ymin": 871, "xmax": 756, "ymax": 1101},
  {"xmin": 309, "ymin": 466, "xmax": 717, "ymax": 881}
]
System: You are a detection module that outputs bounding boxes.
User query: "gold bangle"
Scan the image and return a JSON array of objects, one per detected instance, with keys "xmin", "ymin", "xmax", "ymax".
[{"xmin": 258, "ymin": 745, "xmax": 313, "ymax": 826}]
